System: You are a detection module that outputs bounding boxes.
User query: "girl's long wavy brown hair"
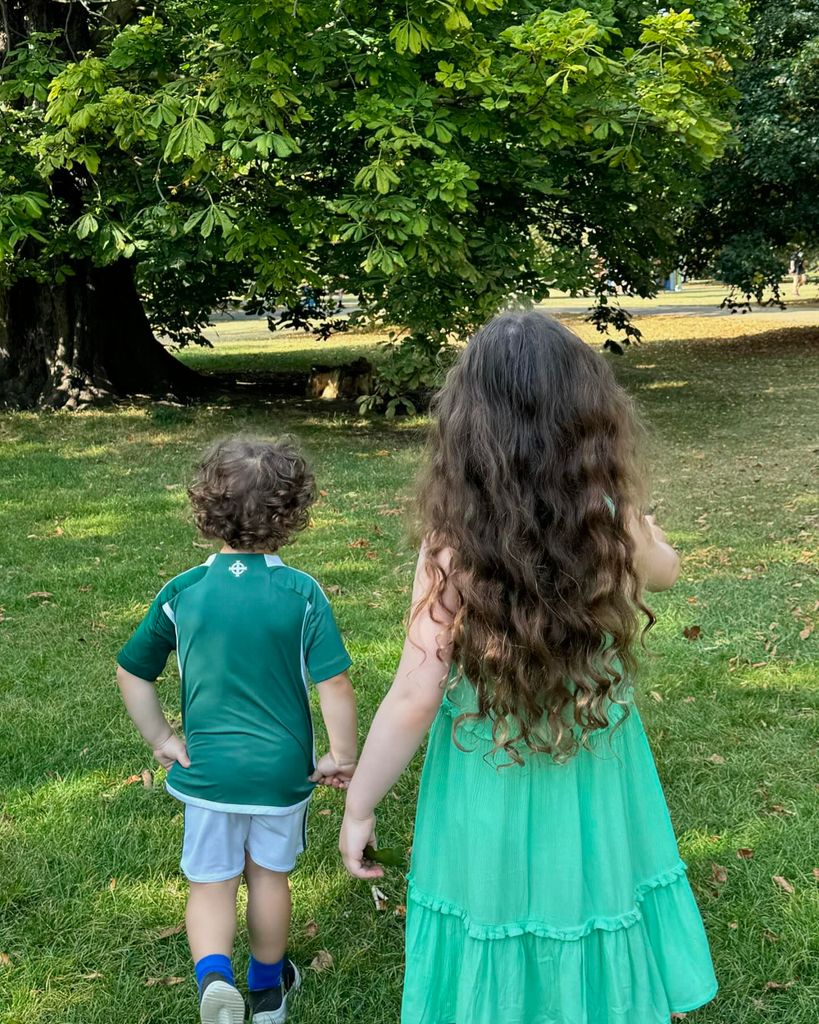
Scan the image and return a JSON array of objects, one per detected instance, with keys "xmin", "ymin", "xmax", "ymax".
[{"xmin": 417, "ymin": 312, "xmax": 654, "ymax": 763}]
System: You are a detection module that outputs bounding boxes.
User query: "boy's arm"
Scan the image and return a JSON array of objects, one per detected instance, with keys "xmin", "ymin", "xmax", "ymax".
[
  {"xmin": 117, "ymin": 665, "xmax": 190, "ymax": 769},
  {"xmin": 311, "ymin": 671, "xmax": 357, "ymax": 788}
]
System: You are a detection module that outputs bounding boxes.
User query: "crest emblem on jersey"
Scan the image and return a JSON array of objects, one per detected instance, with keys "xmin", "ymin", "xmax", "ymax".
[{"xmin": 228, "ymin": 560, "xmax": 248, "ymax": 578}]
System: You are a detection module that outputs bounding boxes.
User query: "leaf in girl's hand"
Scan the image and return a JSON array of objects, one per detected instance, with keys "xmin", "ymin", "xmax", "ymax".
[{"xmin": 364, "ymin": 844, "xmax": 405, "ymax": 868}]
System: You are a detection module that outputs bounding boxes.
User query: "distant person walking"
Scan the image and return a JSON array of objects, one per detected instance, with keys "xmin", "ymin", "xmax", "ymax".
[{"xmin": 789, "ymin": 251, "xmax": 806, "ymax": 296}]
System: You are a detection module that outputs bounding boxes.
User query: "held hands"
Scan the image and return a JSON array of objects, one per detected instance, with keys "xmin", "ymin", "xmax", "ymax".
[
  {"xmin": 339, "ymin": 809, "xmax": 384, "ymax": 879},
  {"xmin": 152, "ymin": 732, "xmax": 191, "ymax": 770},
  {"xmin": 309, "ymin": 752, "xmax": 356, "ymax": 790}
]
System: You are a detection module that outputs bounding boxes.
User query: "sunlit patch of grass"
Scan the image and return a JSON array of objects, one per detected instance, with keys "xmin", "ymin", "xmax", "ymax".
[{"xmin": 1, "ymin": 316, "xmax": 817, "ymax": 1024}]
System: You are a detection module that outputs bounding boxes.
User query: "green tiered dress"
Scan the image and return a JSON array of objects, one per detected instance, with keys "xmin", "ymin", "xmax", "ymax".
[{"xmin": 402, "ymin": 679, "xmax": 717, "ymax": 1024}]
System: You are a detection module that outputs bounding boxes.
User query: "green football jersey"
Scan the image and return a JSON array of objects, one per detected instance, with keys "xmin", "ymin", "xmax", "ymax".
[{"xmin": 117, "ymin": 553, "xmax": 351, "ymax": 813}]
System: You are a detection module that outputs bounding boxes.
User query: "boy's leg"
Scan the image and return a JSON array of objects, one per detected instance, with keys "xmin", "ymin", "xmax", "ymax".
[
  {"xmin": 187, "ymin": 875, "xmax": 242, "ymax": 962},
  {"xmin": 243, "ymin": 806, "xmax": 307, "ymax": 1021},
  {"xmin": 180, "ymin": 805, "xmax": 249, "ymax": 1023},
  {"xmin": 244, "ymin": 854, "xmax": 291, "ymax": 964}
]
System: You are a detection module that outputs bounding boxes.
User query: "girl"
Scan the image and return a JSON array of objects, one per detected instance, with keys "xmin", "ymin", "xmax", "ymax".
[{"xmin": 340, "ymin": 312, "xmax": 717, "ymax": 1024}]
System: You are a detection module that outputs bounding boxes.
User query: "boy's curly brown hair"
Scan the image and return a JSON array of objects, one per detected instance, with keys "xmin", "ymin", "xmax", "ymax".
[{"xmin": 188, "ymin": 437, "xmax": 316, "ymax": 551}]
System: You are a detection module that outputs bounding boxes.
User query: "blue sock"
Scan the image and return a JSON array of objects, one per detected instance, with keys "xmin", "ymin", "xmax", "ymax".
[
  {"xmin": 195, "ymin": 953, "xmax": 234, "ymax": 992},
  {"xmin": 247, "ymin": 955, "xmax": 284, "ymax": 991}
]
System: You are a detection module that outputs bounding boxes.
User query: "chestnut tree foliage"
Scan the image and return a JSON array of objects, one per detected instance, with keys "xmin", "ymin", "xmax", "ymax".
[{"xmin": 0, "ymin": 0, "xmax": 741, "ymax": 406}]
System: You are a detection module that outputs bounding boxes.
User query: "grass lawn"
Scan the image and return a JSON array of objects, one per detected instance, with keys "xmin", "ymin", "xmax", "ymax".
[{"xmin": 0, "ymin": 315, "xmax": 817, "ymax": 1024}]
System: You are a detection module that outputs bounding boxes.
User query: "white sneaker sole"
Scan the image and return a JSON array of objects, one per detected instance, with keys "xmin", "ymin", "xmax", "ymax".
[
  {"xmin": 250, "ymin": 963, "xmax": 302, "ymax": 1024},
  {"xmin": 199, "ymin": 980, "xmax": 246, "ymax": 1024}
]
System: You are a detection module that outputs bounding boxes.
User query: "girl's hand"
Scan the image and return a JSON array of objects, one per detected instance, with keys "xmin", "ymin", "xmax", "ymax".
[
  {"xmin": 153, "ymin": 733, "xmax": 191, "ymax": 770},
  {"xmin": 310, "ymin": 752, "xmax": 356, "ymax": 790},
  {"xmin": 339, "ymin": 810, "xmax": 384, "ymax": 879}
]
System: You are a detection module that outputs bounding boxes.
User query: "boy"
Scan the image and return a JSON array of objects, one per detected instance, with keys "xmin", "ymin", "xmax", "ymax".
[{"xmin": 117, "ymin": 437, "xmax": 357, "ymax": 1024}]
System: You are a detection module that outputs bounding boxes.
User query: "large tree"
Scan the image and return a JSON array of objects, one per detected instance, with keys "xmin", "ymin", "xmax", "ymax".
[
  {"xmin": 680, "ymin": 0, "xmax": 819, "ymax": 300},
  {"xmin": 1, "ymin": 0, "xmax": 742, "ymax": 408}
]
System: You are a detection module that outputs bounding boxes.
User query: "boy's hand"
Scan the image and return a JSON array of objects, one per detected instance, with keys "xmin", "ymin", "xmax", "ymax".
[
  {"xmin": 339, "ymin": 810, "xmax": 384, "ymax": 879},
  {"xmin": 153, "ymin": 733, "xmax": 191, "ymax": 770},
  {"xmin": 310, "ymin": 752, "xmax": 356, "ymax": 789}
]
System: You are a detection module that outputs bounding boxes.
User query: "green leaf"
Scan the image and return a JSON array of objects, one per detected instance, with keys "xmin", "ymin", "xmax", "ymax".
[{"xmin": 363, "ymin": 845, "xmax": 406, "ymax": 868}]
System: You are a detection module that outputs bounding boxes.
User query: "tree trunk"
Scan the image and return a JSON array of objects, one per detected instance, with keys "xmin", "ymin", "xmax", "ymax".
[
  {"xmin": 1, "ymin": 1, "xmax": 200, "ymax": 409},
  {"xmin": 0, "ymin": 261, "xmax": 202, "ymax": 409}
]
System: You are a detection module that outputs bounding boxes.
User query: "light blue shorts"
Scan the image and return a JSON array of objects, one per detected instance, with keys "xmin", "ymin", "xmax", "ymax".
[{"xmin": 180, "ymin": 802, "xmax": 308, "ymax": 882}]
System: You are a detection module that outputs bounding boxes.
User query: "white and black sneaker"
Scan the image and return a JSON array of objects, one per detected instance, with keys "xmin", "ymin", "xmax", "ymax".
[
  {"xmin": 199, "ymin": 972, "xmax": 246, "ymax": 1024},
  {"xmin": 248, "ymin": 959, "xmax": 301, "ymax": 1024}
]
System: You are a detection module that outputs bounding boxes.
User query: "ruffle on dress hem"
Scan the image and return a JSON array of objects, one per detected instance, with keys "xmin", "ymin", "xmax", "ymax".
[{"xmin": 407, "ymin": 861, "xmax": 689, "ymax": 942}]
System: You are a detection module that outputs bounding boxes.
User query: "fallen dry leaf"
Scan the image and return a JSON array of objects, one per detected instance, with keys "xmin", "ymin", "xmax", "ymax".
[
  {"xmin": 0, "ymin": 952, "xmax": 10, "ymax": 967},
  {"xmin": 371, "ymin": 885, "xmax": 389, "ymax": 911},
  {"xmin": 686, "ymin": 596, "xmax": 698, "ymax": 605},
  {"xmin": 737, "ymin": 848, "xmax": 754, "ymax": 860},
  {"xmin": 309, "ymin": 950, "xmax": 334, "ymax": 973},
  {"xmin": 706, "ymin": 753, "xmax": 726, "ymax": 765},
  {"xmin": 325, "ymin": 585, "xmax": 342, "ymax": 596},
  {"xmin": 303, "ymin": 920, "xmax": 319, "ymax": 939},
  {"xmin": 728, "ymin": 921, "xmax": 738, "ymax": 930},
  {"xmin": 764, "ymin": 980, "xmax": 795, "ymax": 992},
  {"xmin": 812, "ymin": 868, "xmax": 819, "ymax": 880},
  {"xmin": 375, "ymin": 450, "xmax": 391, "ymax": 457},
  {"xmin": 163, "ymin": 483, "xmax": 181, "ymax": 491},
  {"xmin": 711, "ymin": 863, "xmax": 728, "ymax": 885},
  {"xmin": 670, "ymin": 1015, "xmax": 688, "ymax": 1021},
  {"xmin": 81, "ymin": 971, "xmax": 103, "ymax": 980},
  {"xmin": 145, "ymin": 976, "xmax": 185, "ymax": 987},
  {"xmin": 54, "ymin": 526, "xmax": 64, "ymax": 536},
  {"xmin": 78, "ymin": 585, "xmax": 92, "ymax": 592},
  {"xmin": 762, "ymin": 930, "xmax": 780, "ymax": 943},
  {"xmin": 150, "ymin": 923, "xmax": 184, "ymax": 940},
  {"xmin": 108, "ymin": 878, "xmax": 117, "ymax": 892},
  {"xmin": 393, "ymin": 905, "xmax": 407, "ymax": 919},
  {"xmin": 798, "ymin": 625, "xmax": 813, "ymax": 641},
  {"xmin": 348, "ymin": 538, "xmax": 370, "ymax": 549},
  {"xmin": 319, "ymin": 489, "xmax": 329, "ymax": 497},
  {"xmin": 381, "ymin": 507, "xmax": 402, "ymax": 516},
  {"xmin": 683, "ymin": 696, "xmax": 696, "ymax": 704},
  {"xmin": 772, "ymin": 875, "xmax": 795, "ymax": 895},
  {"xmin": 141, "ymin": 769, "xmax": 153, "ymax": 789},
  {"xmin": 25, "ymin": 591, "xmax": 53, "ymax": 600},
  {"xmin": 683, "ymin": 625, "xmax": 702, "ymax": 641},
  {"xmin": 124, "ymin": 774, "xmax": 142, "ymax": 786},
  {"xmin": 649, "ymin": 690, "xmax": 663, "ymax": 703},
  {"xmin": 317, "ymin": 808, "xmax": 332, "ymax": 817}
]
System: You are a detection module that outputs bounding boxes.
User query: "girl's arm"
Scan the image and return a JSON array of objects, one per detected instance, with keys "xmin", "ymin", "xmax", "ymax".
[
  {"xmin": 628, "ymin": 512, "xmax": 680, "ymax": 592},
  {"xmin": 116, "ymin": 665, "xmax": 190, "ymax": 769},
  {"xmin": 311, "ymin": 671, "xmax": 358, "ymax": 788},
  {"xmin": 340, "ymin": 549, "xmax": 455, "ymax": 879}
]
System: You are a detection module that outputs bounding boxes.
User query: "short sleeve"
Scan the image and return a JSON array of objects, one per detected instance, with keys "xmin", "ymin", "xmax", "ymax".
[
  {"xmin": 117, "ymin": 590, "xmax": 177, "ymax": 682},
  {"xmin": 303, "ymin": 589, "xmax": 351, "ymax": 683}
]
